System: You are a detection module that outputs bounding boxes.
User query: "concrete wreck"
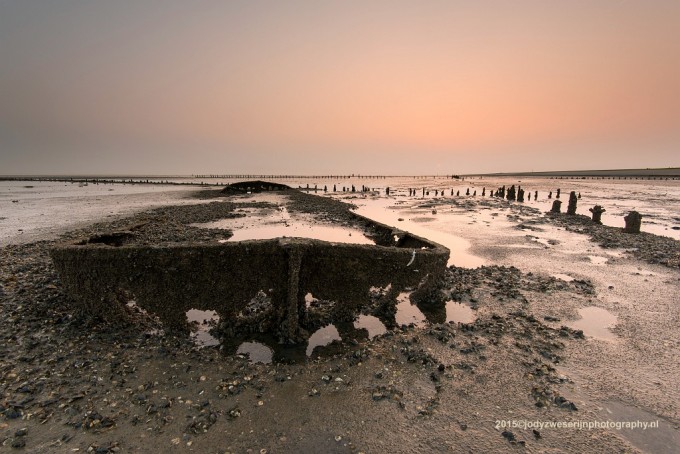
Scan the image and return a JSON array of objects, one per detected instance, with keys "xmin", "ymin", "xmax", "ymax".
[{"xmin": 50, "ymin": 182, "xmax": 450, "ymax": 344}]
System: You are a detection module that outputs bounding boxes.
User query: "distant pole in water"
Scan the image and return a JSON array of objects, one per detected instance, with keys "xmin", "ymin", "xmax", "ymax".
[
  {"xmin": 556, "ymin": 188, "xmax": 561, "ymax": 199},
  {"xmin": 528, "ymin": 192, "xmax": 531, "ymax": 201},
  {"xmin": 623, "ymin": 211, "xmax": 642, "ymax": 234},
  {"xmin": 567, "ymin": 191, "xmax": 577, "ymax": 215},
  {"xmin": 466, "ymin": 188, "xmax": 470, "ymax": 195},
  {"xmin": 456, "ymin": 190, "xmax": 460, "ymax": 196},
  {"xmin": 548, "ymin": 191, "xmax": 552, "ymax": 199},
  {"xmin": 482, "ymin": 187, "xmax": 486, "ymax": 196},
  {"xmin": 451, "ymin": 189, "xmax": 454, "ymax": 196},
  {"xmin": 534, "ymin": 190, "xmax": 538, "ymax": 200},
  {"xmin": 517, "ymin": 188, "xmax": 524, "ymax": 202},
  {"xmin": 589, "ymin": 205, "xmax": 606, "ymax": 224}
]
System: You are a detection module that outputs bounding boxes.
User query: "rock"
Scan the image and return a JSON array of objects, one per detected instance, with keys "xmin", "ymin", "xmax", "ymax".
[
  {"xmin": 501, "ymin": 430, "xmax": 516, "ymax": 442},
  {"xmin": 11, "ymin": 438, "xmax": 26, "ymax": 448}
]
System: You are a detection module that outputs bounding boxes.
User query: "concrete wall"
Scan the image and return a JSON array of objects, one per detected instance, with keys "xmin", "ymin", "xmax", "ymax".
[{"xmin": 51, "ymin": 232, "xmax": 449, "ymax": 343}]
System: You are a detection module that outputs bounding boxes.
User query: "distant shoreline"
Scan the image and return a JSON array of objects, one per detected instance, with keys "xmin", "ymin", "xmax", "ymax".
[
  {"xmin": 0, "ymin": 167, "xmax": 679, "ymax": 181},
  {"xmin": 468, "ymin": 167, "xmax": 680, "ymax": 177}
]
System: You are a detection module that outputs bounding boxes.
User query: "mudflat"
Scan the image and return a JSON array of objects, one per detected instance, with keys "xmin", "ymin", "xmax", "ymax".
[{"xmin": 1, "ymin": 180, "xmax": 679, "ymax": 453}]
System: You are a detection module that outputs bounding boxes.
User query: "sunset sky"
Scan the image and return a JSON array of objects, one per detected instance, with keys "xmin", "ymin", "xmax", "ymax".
[{"xmin": 1, "ymin": 1, "xmax": 679, "ymax": 175}]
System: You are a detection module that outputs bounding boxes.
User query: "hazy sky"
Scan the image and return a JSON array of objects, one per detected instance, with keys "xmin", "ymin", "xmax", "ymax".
[{"xmin": 1, "ymin": 1, "xmax": 679, "ymax": 175}]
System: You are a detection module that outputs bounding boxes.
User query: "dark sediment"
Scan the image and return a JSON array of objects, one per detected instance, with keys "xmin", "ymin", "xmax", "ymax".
[
  {"xmin": 0, "ymin": 189, "xmax": 640, "ymax": 452},
  {"xmin": 545, "ymin": 212, "xmax": 680, "ymax": 269}
]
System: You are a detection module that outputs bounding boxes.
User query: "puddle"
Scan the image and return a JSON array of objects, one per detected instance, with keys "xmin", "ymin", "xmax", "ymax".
[
  {"xmin": 552, "ymin": 273, "xmax": 575, "ymax": 282},
  {"xmin": 306, "ymin": 325, "xmax": 342, "ymax": 356},
  {"xmin": 445, "ymin": 301, "xmax": 476, "ymax": 324},
  {"xmin": 560, "ymin": 380, "xmax": 680, "ymax": 454},
  {"xmin": 227, "ymin": 223, "xmax": 374, "ymax": 244},
  {"xmin": 198, "ymin": 202, "xmax": 374, "ymax": 244},
  {"xmin": 588, "ymin": 256, "xmax": 609, "ymax": 265},
  {"xmin": 353, "ymin": 200, "xmax": 486, "ymax": 268},
  {"xmin": 236, "ymin": 341, "xmax": 274, "ymax": 364},
  {"xmin": 567, "ymin": 307, "xmax": 618, "ymax": 341},
  {"xmin": 395, "ymin": 292, "xmax": 426, "ymax": 327},
  {"xmin": 599, "ymin": 400, "xmax": 679, "ymax": 453},
  {"xmin": 353, "ymin": 315, "xmax": 387, "ymax": 339},
  {"xmin": 186, "ymin": 309, "xmax": 220, "ymax": 347}
]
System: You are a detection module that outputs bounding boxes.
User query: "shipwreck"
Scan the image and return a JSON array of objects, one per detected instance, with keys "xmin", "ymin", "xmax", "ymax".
[{"xmin": 50, "ymin": 182, "xmax": 450, "ymax": 344}]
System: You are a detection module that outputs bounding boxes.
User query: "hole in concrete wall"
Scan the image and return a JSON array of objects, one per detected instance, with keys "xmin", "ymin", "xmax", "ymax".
[
  {"xmin": 369, "ymin": 284, "xmax": 392, "ymax": 298},
  {"xmin": 353, "ymin": 315, "xmax": 387, "ymax": 339},
  {"xmin": 306, "ymin": 324, "xmax": 341, "ymax": 357},
  {"xmin": 304, "ymin": 292, "xmax": 317, "ymax": 308},
  {"xmin": 236, "ymin": 342, "xmax": 274, "ymax": 364},
  {"xmin": 217, "ymin": 291, "xmax": 276, "ymax": 338},
  {"xmin": 395, "ymin": 292, "xmax": 426, "ymax": 327},
  {"xmin": 186, "ymin": 309, "xmax": 220, "ymax": 347},
  {"xmin": 120, "ymin": 296, "xmax": 164, "ymax": 334},
  {"xmin": 239, "ymin": 291, "xmax": 273, "ymax": 318}
]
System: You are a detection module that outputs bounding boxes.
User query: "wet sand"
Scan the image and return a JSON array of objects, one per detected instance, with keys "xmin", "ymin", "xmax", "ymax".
[{"xmin": 1, "ymin": 181, "xmax": 679, "ymax": 453}]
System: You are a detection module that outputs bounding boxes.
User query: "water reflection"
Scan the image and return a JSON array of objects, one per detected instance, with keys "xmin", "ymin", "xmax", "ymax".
[
  {"xmin": 445, "ymin": 301, "xmax": 476, "ymax": 324},
  {"xmin": 395, "ymin": 292, "xmax": 426, "ymax": 327},
  {"xmin": 353, "ymin": 315, "xmax": 387, "ymax": 339},
  {"xmin": 199, "ymin": 205, "xmax": 374, "ymax": 244},
  {"xmin": 567, "ymin": 306, "xmax": 618, "ymax": 341},
  {"xmin": 228, "ymin": 223, "xmax": 374, "ymax": 244},
  {"xmin": 306, "ymin": 325, "xmax": 342, "ymax": 357},
  {"xmin": 352, "ymin": 200, "xmax": 486, "ymax": 268},
  {"xmin": 236, "ymin": 341, "xmax": 274, "ymax": 364},
  {"xmin": 186, "ymin": 309, "xmax": 220, "ymax": 347}
]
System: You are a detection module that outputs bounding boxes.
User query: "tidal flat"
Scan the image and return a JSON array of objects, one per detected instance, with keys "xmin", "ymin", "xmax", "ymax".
[{"xmin": 1, "ymin": 176, "xmax": 679, "ymax": 453}]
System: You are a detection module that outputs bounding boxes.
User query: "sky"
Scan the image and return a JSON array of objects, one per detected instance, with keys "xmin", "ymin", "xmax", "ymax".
[{"xmin": 1, "ymin": 1, "xmax": 679, "ymax": 175}]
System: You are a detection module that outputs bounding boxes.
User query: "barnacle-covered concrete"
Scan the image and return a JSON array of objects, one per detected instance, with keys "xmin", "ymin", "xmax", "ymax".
[{"xmin": 50, "ymin": 184, "xmax": 450, "ymax": 343}]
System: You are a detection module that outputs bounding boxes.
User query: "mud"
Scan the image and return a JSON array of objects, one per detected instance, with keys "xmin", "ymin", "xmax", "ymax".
[{"xmin": 1, "ymin": 184, "xmax": 679, "ymax": 453}]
